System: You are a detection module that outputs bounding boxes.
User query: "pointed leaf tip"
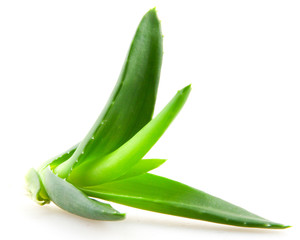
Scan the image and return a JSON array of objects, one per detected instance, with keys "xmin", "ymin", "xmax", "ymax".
[
  {"xmin": 81, "ymin": 173, "xmax": 289, "ymax": 229},
  {"xmin": 141, "ymin": 8, "xmax": 161, "ymax": 27},
  {"xmin": 54, "ymin": 6, "xmax": 163, "ymax": 178},
  {"xmin": 68, "ymin": 85, "xmax": 191, "ymax": 186},
  {"xmin": 180, "ymin": 84, "xmax": 192, "ymax": 94},
  {"xmin": 146, "ymin": 8, "xmax": 158, "ymax": 17}
]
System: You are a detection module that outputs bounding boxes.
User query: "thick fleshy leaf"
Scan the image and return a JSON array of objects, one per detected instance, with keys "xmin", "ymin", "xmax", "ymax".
[
  {"xmin": 116, "ymin": 159, "xmax": 166, "ymax": 181},
  {"xmin": 38, "ymin": 144, "xmax": 78, "ymax": 171},
  {"xmin": 41, "ymin": 167, "xmax": 125, "ymax": 221},
  {"xmin": 68, "ymin": 85, "xmax": 191, "ymax": 186},
  {"xmin": 81, "ymin": 173, "xmax": 288, "ymax": 229},
  {"xmin": 25, "ymin": 168, "xmax": 49, "ymax": 205},
  {"xmin": 25, "ymin": 145, "xmax": 78, "ymax": 205},
  {"xmin": 55, "ymin": 9, "xmax": 163, "ymax": 178}
]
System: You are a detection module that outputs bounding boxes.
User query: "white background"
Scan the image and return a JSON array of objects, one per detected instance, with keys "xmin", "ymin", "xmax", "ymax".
[{"xmin": 0, "ymin": 0, "xmax": 299, "ymax": 239}]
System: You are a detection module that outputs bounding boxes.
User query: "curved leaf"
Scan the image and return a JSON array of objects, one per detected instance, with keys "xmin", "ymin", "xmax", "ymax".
[
  {"xmin": 116, "ymin": 158, "xmax": 166, "ymax": 181},
  {"xmin": 38, "ymin": 144, "xmax": 78, "ymax": 171},
  {"xmin": 81, "ymin": 173, "xmax": 288, "ymax": 229},
  {"xmin": 55, "ymin": 8, "xmax": 163, "ymax": 178},
  {"xmin": 25, "ymin": 168, "xmax": 49, "ymax": 205},
  {"xmin": 68, "ymin": 85, "xmax": 191, "ymax": 186},
  {"xmin": 41, "ymin": 167, "xmax": 125, "ymax": 221}
]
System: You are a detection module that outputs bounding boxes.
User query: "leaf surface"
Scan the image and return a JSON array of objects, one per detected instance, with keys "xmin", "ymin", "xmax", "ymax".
[
  {"xmin": 55, "ymin": 9, "xmax": 163, "ymax": 178},
  {"xmin": 116, "ymin": 159, "xmax": 166, "ymax": 180},
  {"xmin": 81, "ymin": 173, "xmax": 288, "ymax": 229},
  {"xmin": 38, "ymin": 144, "xmax": 78, "ymax": 171},
  {"xmin": 41, "ymin": 167, "xmax": 125, "ymax": 221},
  {"xmin": 68, "ymin": 85, "xmax": 191, "ymax": 186},
  {"xmin": 25, "ymin": 168, "xmax": 49, "ymax": 205}
]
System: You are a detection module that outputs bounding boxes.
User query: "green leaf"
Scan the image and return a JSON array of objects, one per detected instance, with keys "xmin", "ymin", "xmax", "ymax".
[
  {"xmin": 26, "ymin": 144, "xmax": 78, "ymax": 205},
  {"xmin": 116, "ymin": 159, "xmax": 166, "ymax": 181},
  {"xmin": 40, "ymin": 167, "xmax": 125, "ymax": 221},
  {"xmin": 68, "ymin": 85, "xmax": 191, "ymax": 186},
  {"xmin": 55, "ymin": 8, "xmax": 163, "ymax": 178},
  {"xmin": 25, "ymin": 168, "xmax": 49, "ymax": 205},
  {"xmin": 38, "ymin": 144, "xmax": 78, "ymax": 171},
  {"xmin": 25, "ymin": 8, "xmax": 288, "ymax": 229},
  {"xmin": 81, "ymin": 173, "xmax": 289, "ymax": 229}
]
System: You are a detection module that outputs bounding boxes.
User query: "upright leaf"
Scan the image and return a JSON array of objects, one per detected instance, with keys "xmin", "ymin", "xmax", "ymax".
[
  {"xmin": 68, "ymin": 85, "xmax": 191, "ymax": 186},
  {"xmin": 55, "ymin": 8, "xmax": 163, "ymax": 178},
  {"xmin": 81, "ymin": 173, "xmax": 288, "ymax": 229}
]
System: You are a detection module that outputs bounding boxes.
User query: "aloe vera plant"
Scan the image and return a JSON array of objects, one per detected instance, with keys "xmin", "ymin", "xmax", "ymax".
[{"xmin": 26, "ymin": 9, "xmax": 289, "ymax": 229}]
